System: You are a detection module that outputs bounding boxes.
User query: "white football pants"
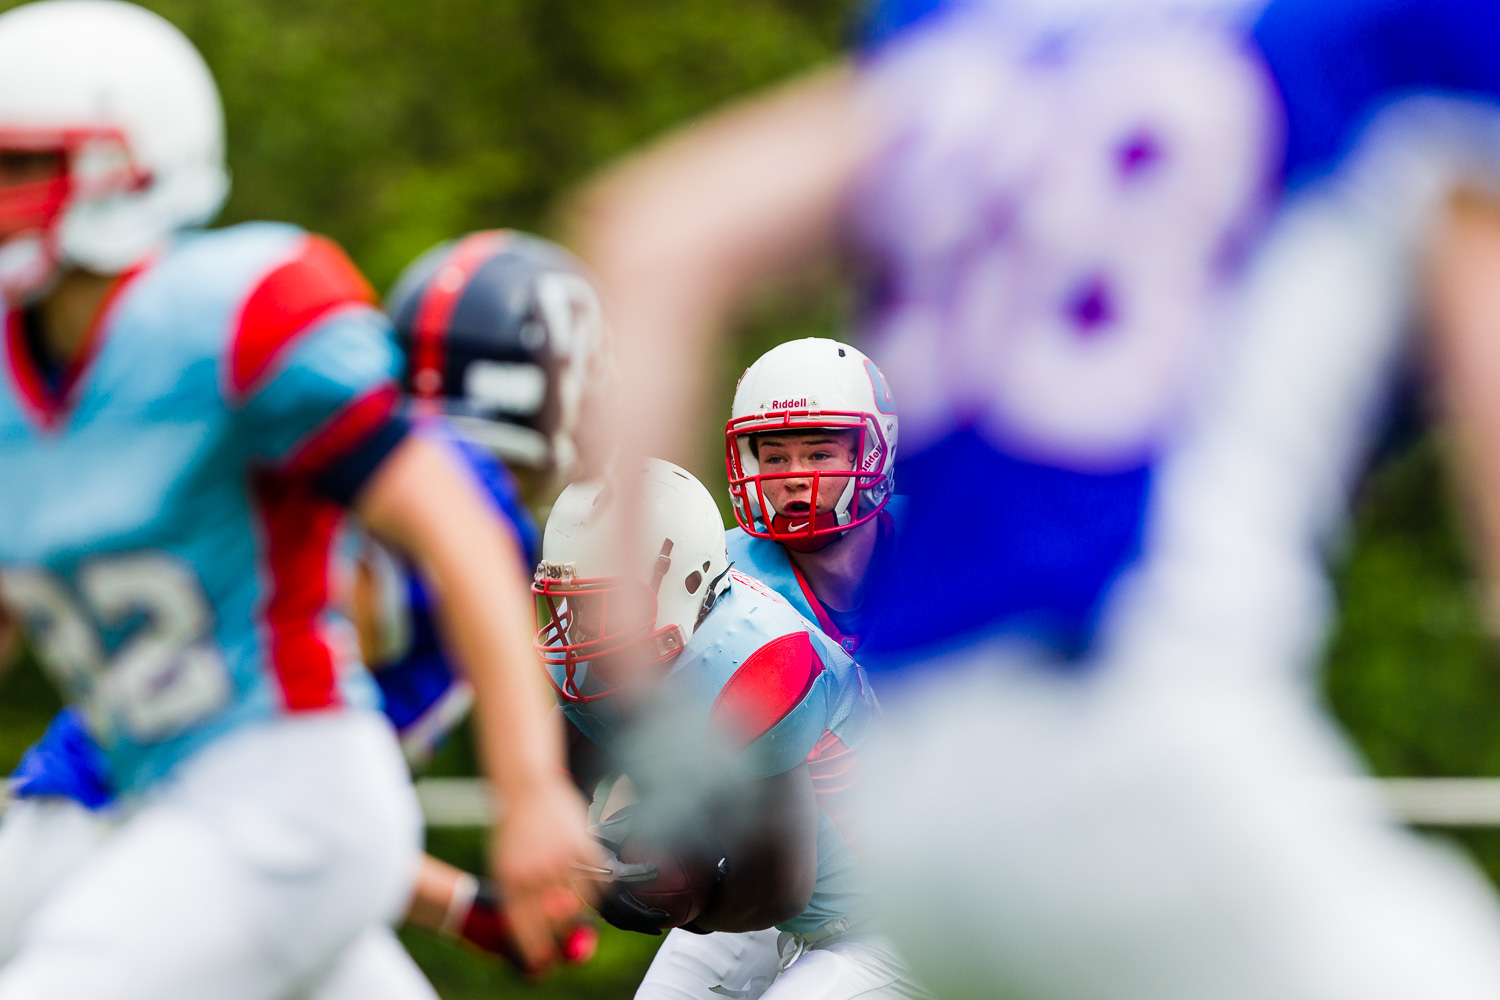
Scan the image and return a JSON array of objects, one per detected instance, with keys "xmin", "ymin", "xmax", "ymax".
[
  {"xmin": 861, "ymin": 647, "xmax": 1500, "ymax": 1000},
  {"xmin": 0, "ymin": 711, "xmax": 436, "ymax": 1000},
  {"xmin": 636, "ymin": 923, "xmax": 924, "ymax": 1000}
]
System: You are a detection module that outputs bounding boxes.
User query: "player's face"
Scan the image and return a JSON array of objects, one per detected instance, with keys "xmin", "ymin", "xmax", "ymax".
[{"xmin": 754, "ymin": 430, "xmax": 859, "ymax": 519}]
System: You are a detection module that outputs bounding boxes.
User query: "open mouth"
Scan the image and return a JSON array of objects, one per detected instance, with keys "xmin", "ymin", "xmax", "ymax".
[{"xmin": 781, "ymin": 500, "xmax": 812, "ymax": 516}]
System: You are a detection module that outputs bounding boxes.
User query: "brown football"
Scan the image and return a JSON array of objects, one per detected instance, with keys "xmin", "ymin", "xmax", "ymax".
[{"xmin": 617, "ymin": 838, "xmax": 720, "ymax": 928}]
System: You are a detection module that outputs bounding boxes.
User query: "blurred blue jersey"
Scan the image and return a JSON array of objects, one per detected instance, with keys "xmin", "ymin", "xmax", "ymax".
[
  {"xmin": 553, "ymin": 570, "xmax": 879, "ymax": 935},
  {"xmin": 0, "ymin": 222, "xmax": 397, "ymax": 796},
  {"xmin": 850, "ymin": 0, "xmax": 1500, "ymax": 671}
]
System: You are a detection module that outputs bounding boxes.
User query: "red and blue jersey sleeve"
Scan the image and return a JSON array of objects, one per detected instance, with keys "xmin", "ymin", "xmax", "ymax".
[{"xmin": 226, "ymin": 234, "xmax": 404, "ymax": 483}]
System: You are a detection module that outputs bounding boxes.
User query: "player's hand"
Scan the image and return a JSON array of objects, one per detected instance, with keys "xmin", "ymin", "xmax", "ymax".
[
  {"xmin": 586, "ymin": 815, "xmax": 672, "ymax": 935},
  {"xmin": 490, "ymin": 775, "xmax": 603, "ymax": 971},
  {"xmin": 453, "ymin": 876, "xmax": 599, "ymax": 969}
]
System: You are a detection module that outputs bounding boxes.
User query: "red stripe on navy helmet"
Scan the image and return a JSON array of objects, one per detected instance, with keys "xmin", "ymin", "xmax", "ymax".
[{"xmin": 409, "ymin": 230, "xmax": 510, "ymax": 402}]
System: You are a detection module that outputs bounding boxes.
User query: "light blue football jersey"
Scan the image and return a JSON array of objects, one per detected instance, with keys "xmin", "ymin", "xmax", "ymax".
[
  {"xmin": 0, "ymin": 222, "xmax": 397, "ymax": 797},
  {"xmin": 11, "ymin": 414, "xmax": 541, "ymax": 807},
  {"xmin": 552, "ymin": 569, "xmax": 879, "ymax": 934},
  {"xmin": 727, "ymin": 498, "xmax": 904, "ymax": 656}
]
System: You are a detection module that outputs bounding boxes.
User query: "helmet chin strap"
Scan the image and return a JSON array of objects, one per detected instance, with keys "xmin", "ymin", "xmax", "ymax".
[
  {"xmin": 765, "ymin": 473, "xmax": 860, "ymax": 553},
  {"xmin": 769, "ymin": 509, "xmax": 844, "ymax": 553}
]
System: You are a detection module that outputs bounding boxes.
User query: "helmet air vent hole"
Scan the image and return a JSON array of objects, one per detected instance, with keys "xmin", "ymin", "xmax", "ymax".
[
  {"xmin": 685, "ymin": 571, "xmax": 703, "ymax": 594},
  {"xmin": 838, "ymin": 348, "xmax": 846, "ymax": 357},
  {"xmin": 702, "ymin": 560, "xmax": 711, "ymax": 572}
]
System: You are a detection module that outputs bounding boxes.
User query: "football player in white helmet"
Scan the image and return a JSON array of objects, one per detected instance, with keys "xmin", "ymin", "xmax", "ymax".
[
  {"xmin": 0, "ymin": 3, "xmax": 598, "ymax": 998},
  {"xmin": 724, "ymin": 337, "xmax": 898, "ymax": 654},
  {"xmin": 535, "ymin": 460, "xmax": 917, "ymax": 999},
  {"xmin": 2, "ymin": 228, "xmax": 612, "ymax": 975},
  {"xmin": 630, "ymin": 343, "xmax": 919, "ymax": 997}
]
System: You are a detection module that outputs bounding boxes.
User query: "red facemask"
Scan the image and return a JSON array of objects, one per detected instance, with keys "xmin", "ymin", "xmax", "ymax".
[
  {"xmin": 725, "ymin": 411, "xmax": 892, "ymax": 550},
  {"xmin": 532, "ymin": 575, "xmax": 684, "ymax": 703},
  {"xmin": 0, "ymin": 129, "xmax": 151, "ymax": 301},
  {"xmin": 0, "ymin": 171, "xmax": 70, "ymax": 242}
]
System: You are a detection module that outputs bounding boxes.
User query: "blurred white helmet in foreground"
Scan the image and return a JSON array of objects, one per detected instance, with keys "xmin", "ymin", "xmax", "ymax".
[
  {"xmin": 0, "ymin": 0, "xmax": 228, "ymax": 300},
  {"xmin": 533, "ymin": 458, "xmax": 730, "ymax": 703}
]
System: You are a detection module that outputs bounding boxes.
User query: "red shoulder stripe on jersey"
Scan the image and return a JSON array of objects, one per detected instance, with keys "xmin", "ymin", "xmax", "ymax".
[
  {"xmin": 252, "ymin": 471, "xmax": 343, "ymax": 712},
  {"xmin": 285, "ymin": 382, "xmax": 400, "ymax": 474},
  {"xmin": 409, "ymin": 230, "xmax": 508, "ymax": 401},
  {"xmin": 229, "ymin": 234, "xmax": 376, "ymax": 400},
  {"xmin": 708, "ymin": 630, "xmax": 824, "ymax": 747},
  {"xmin": 4, "ymin": 262, "xmax": 145, "ymax": 431}
]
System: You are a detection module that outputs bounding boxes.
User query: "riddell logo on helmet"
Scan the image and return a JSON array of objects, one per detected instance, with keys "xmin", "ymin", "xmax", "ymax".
[{"xmin": 768, "ymin": 398, "xmax": 808, "ymax": 410}]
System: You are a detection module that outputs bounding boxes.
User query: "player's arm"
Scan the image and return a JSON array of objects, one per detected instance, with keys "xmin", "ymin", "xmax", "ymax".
[
  {"xmin": 1427, "ymin": 188, "xmax": 1500, "ymax": 623},
  {"xmin": 231, "ymin": 233, "xmax": 600, "ymax": 970},
  {"xmin": 355, "ymin": 434, "xmax": 603, "ymax": 966},
  {"xmin": 566, "ymin": 64, "xmax": 871, "ymax": 471}
]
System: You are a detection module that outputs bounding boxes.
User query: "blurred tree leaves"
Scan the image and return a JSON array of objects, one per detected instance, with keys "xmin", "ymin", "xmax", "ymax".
[
  {"xmin": 1325, "ymin": 436, "xmax": 1500, "ymax": 779},
  {"xmin": 108, "ymin": 0, "xmax": 854, "ymax": 290}
]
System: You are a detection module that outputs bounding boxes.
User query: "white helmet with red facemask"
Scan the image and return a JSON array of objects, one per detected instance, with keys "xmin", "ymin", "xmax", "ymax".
[
  {"xmin": 533, "ymin": 459, "xmax": 731, "ymax": 704},
  {"xmin": 726, "ymin": 338, "xmax": 898, "ymax": 553},
  {"xmin": 0, "ymin": 1, "xmax": 229, "ymax": 301}
]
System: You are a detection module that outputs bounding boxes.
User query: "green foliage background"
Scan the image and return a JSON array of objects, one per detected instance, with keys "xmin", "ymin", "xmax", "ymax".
[{"xmin": 6, "ymin": 1, "xmax": 1500, "ymax": 997}]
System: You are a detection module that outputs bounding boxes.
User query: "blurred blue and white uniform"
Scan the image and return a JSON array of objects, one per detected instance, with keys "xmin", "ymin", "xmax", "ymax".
[{"xmin": 848, "ymin": 1, "xmax": 1500, "ymax": 998}]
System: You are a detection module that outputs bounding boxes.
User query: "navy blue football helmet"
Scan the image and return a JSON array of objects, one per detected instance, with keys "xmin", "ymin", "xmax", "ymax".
[{"xmin": 387, "ymin": 230, "xmax": 606, "ymax": 485}]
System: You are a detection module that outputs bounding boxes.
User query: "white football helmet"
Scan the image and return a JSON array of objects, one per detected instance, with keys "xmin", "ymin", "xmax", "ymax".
[
  {"xmin": 0, "ymin": 0, "xmax": 229, "ymax": 300},
  {"xmin": 726, "ymin": 338, "xmax": 898, "ymax": 551},
  {"xmin": 533, "ymin": 458, "xmax": 731, "ymax": 703}
]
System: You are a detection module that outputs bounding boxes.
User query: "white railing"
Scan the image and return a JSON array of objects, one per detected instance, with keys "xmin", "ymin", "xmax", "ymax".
[
  {"xmin": 10, "ymin": 777, "xmax": 1500, "ymax": 828},
  {"xmin": 414, "ymin": 776, "xmax": 1500, "ymax": 829}
]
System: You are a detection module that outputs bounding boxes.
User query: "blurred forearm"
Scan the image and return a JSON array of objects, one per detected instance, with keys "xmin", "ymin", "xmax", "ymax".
[
  {"xmin": 355, "ymin": 434, "xmax": 563, "ymax": 799},
  {"xmin": 567, "ymin": 64, "xmax": 869, "ymax": 472},
  {"xmin": 1427, "ymin": 186, "xmax": 1500, "ymax": 628}
]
